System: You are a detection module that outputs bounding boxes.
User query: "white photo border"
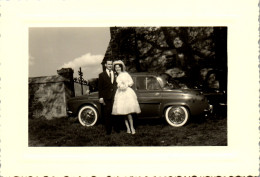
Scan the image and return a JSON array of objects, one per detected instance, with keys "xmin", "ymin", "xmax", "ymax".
[{"xmin": 0, "ymin": 0, "xmax": 259, "ymax": 176}]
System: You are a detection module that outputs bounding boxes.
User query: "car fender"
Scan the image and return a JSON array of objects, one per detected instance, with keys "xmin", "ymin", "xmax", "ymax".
[
  {"xmin": 161, "ymin": 102, "xmax": 190, "ymax": 116},
  {"xmin": 76, "ymin": 101, "xmax": 102, "ymax": 117}
]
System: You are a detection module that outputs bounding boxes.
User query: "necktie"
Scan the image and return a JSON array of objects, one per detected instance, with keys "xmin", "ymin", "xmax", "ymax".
[{"xmin": 109, "ymin": 71, "xmax": 112, "ymax": 83}]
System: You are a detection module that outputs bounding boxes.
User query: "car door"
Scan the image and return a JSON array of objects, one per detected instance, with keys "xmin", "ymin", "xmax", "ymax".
[{"xmin": 134, "ymin": 76, "xmax": 162, "ymax": 118}]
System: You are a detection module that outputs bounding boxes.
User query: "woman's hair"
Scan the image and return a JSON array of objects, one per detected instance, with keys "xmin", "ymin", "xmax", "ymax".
[
  {"xmin": 114, "ymin": 64, "xmax": 123, "ymax": 72},
  {"xmin": 113, "ymin": 60, "xmax": 126, "ymax": 72}
]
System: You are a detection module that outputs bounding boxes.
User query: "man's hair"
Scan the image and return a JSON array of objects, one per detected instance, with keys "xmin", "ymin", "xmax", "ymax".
[{"xmin": 105, "ymin": 58, "xmax": 113, "ymax": 63}]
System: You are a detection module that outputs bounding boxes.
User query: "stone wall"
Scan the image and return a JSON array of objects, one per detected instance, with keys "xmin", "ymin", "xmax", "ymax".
[
  {"xmin": 29, "ymin": 68, "xmax": 75, "ymax": 119},
  {"xmin": 57, "ymin": 68, "xmax": 75, "ymax": 97}
]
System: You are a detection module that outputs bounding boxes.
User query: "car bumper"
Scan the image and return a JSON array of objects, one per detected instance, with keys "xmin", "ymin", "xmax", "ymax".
[
  {"xmin": 204, "ymin": 104, "xmax": 213, "ymax": 117},
  {"xmin": 66, "ymin": 108, "xmax": 75, "ymax": 117}
]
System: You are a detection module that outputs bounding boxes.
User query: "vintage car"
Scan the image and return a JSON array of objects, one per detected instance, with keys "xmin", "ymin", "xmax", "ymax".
[
  {"xmin": 67, "ymin": 73, "xmax": 212, "ymax": 127},
  {"xmin": 160, "ymin": 71, "xmax": 227, "ymax": 114}
]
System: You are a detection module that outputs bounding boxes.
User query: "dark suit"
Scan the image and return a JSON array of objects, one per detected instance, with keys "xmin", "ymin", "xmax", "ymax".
[{"xmin": 98, "ymin": 70, "xmax": 117, "ymax": 134}]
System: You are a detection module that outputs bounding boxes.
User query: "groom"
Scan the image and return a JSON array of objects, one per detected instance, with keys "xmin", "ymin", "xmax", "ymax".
[{"xmin": 98, "ymin": 59, "xmax": 118, "ymax": 135}]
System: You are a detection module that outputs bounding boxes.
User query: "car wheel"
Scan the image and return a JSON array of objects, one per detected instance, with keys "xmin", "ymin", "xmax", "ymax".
[
  {"xmin": 78, "ymin": 105, "xmax": 98, "ymax": 126},
  {"xmin": 165, "ymin": 106, "xmax": 189, "ymax": 127}
]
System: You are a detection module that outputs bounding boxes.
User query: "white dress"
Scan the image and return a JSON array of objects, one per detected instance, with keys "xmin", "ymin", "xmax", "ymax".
[{"xmin": 112, "ymin": 72, "xmax": 141, "ymax": 115}]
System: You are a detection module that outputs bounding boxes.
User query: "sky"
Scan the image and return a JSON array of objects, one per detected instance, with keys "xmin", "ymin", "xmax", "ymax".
[{"xmin": 29, "ymin": 27, "xmax": 110, "ymax": 80}]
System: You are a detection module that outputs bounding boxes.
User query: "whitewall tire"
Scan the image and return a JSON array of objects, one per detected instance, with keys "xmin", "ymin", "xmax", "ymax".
[
  {"xmin": 78, "ymin": 105, "xmax": 98, "ymax": 126},
  {"xmin": 165, "ymin": 106, "xmax": 189, "ymax": 127}
]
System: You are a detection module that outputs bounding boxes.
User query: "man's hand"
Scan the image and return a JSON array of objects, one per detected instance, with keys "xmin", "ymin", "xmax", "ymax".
[{"xmin": 99, "ymin": 98, "xmax": 105, "ymax": 105}]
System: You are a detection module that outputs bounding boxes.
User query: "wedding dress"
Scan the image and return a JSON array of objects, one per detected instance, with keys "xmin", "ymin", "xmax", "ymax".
[{"xmin": 112, "ymin": 72, "xmax": 141, "ymax": 115}]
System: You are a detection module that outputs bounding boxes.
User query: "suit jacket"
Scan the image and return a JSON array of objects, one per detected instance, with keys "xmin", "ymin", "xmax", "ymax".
[{"xmin": 98, "ymin": 71, "xmax": 117, "ymax": 100}]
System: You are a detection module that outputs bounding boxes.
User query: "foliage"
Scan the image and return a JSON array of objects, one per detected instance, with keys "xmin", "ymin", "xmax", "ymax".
[{"xmin": 107, "ymin": 27, "xmax": 227, "ymax": 82}]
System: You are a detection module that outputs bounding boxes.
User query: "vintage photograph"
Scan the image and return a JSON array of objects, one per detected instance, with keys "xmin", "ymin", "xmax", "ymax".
[
  {"xmin": 1, "ymin": 0, "xmax": 258, "ymax": 175},
  {"xmin": 29, "ymin": 27, "xmax": 227, "ymax": 146}
]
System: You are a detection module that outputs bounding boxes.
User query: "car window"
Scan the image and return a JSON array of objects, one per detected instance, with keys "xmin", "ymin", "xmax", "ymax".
[
  {"xmin": 136, "ymin": 76, "xmax": 161, "ymax": 90},
  {"xmin": 136, "ymin": 77, "xmax": 146, "ymax": 90},
  {"xmin": 147, "ymin": 77, "xmax": 161, "ymax": 90},
  {"xmin": 158, "ymin": 73, "xmax": 181, "ymax": 89}
]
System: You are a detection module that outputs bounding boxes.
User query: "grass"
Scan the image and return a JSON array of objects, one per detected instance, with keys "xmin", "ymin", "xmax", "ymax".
[{"xmin": 29, "ymin": 111, "xmax": 227, "ymax": 146}]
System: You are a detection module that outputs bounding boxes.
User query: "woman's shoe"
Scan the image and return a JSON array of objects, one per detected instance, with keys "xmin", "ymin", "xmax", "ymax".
[
  {"xmin": 127, "ymin": 129, "xmax": 131, "ymax": 134},
  {"xmin": 131, "ymin": 129, "xmax": 136, "ymax": 135}
]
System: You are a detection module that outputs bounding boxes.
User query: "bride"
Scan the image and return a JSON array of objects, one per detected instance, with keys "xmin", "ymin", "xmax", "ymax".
[{"xmin": 112, "ymin": 60, "xmax": 141, "ymax": 134}]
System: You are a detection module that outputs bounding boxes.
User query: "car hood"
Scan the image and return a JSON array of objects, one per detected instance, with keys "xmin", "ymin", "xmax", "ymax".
[
  {"xmin": 68, "ymin": 92, "xmax": 98, "ymax": 101},
  {"xmin": 88, "ymin": 92, "xmax": 99, "ymax": 98},
  {"xmin": 68, "ymin": 94, "xmax": 89, "ymax": 101}
]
